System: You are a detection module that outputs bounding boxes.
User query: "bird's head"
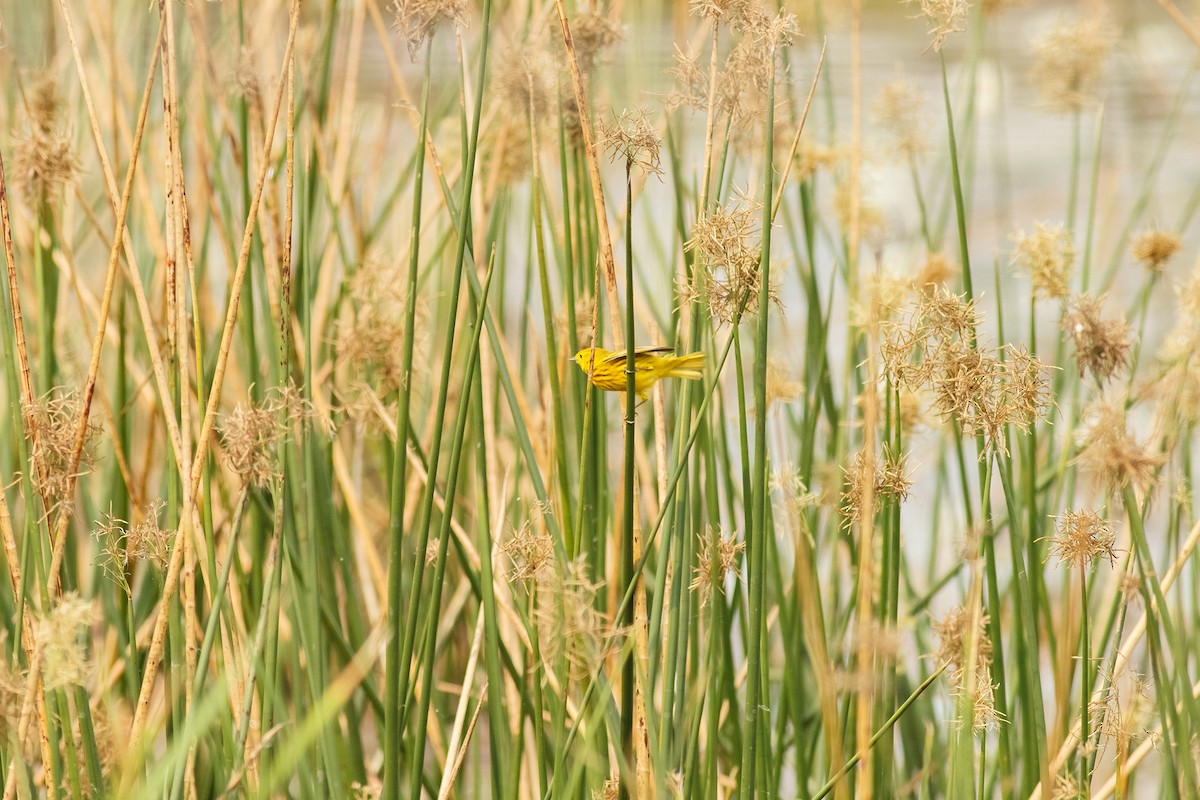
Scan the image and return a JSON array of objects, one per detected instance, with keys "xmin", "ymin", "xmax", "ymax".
[{"xmin": 572, "ymin": 348, "xmax": 600, "ymax": 373}]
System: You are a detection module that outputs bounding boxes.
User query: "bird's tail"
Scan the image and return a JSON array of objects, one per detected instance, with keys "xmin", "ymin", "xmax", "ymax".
[{"xmin": 665, "ymin": 352, "xmax": 705, "ymax": 380}]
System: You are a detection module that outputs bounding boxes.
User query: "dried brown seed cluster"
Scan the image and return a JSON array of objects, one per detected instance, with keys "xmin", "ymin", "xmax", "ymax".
[
  {"xmin": 339, "ymin": 261, "xmax": 426, "ymax": 395},
  {"xmin": 883, "ymin": 290, "xmax": 1051, "ymax": 453},
  {"xmin": 503, "ymin": 503, "xmax": 554, "ymax": 582},
  {"xmin": 13, "ymin": 76, "xmax": 78, "ymax": 201},
  {"xmin": 690, "ymin": 527, "xmax": 744, "ymax": 604},
  {"xmin": 840, "ymin": 446, "xmax": 912, "ymax": 528},
  {"xmin": 496, "ymin": 45, "xmax": 556, "ymax": 119},
  {"xmin": 570, "ymin": 13, "xmax": 622, "ymax": 73},
  {"xmin": 673, "ymin": 5, "xmax": 797, "ymax": 131},
  {"xmin": 1076, "ymin": 401, "xmax": 1164, "ymax": 497},
  {"xmin": 219, "ymin": 389, "xmax": 314, "ymax": 488},
  {"xmin": 1130, "ymin": 228, "xmax": 1182, "ymax": 274},
  {"xmin": 38, "ymin": 593, "xmax": 97, "ymax": 690},
  {"xmin": 599, "ymin": 108, "xmax": 662, "ymax": 175},
  {"xmin": 1061, "ymin": 293, "xmax": 1133, "ymax": 384},
  {"xmin": 535, "ymin": 557, "xmax": 619, "ymax": 680},
  {"xmin": 682, "ymin": 196, "xmax": 776, "ymax": 324},
  {"xmin": 23, "ymin": 388, "xmax": 98, "ymax": 514},
  {"xmin": 392, "ymin": 0, "xmax": 468, "ymax": 57},
  {"xmin": 1031, "ymin": 15, "xmax": 1116, "ymax": 113},
  {"xmin": 911, "ymin": 0, "xmax": 969, "ymax": 53},
  {"xmin": 933, "ymin": 603, "xmax": 999, "ymax": 730},
  {"xmin": 873, "ymin": 79, "xmax": 928, "ymax": 160},
  {"xmin": 1012, "ymin": 223, "xmax": 1074, "ymax": 300},
  {"xmin": 93, "ymin": 499, "xmax": 174, "ymax": 595},
  {"xmin": 1049, "ymin": 509, "xmax": 1117, "ymax": 569}
]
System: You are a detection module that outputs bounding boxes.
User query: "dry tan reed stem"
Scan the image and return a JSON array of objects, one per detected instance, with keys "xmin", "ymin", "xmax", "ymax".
[
  {"xmin": 42, "ymin": 15, "xmax": 165, "ymax": 606},
  {"xmin": 1155, "ymin": 0, "xmax": 1200, "ymax": 50},
  {"xmin": 58, "ymin": 0, "xmax": 187, "ymax": 473},
  {"xmin": 553, "ymin": 0, "xmax": 624, "ymax": 350},
  {"xmin": 128, "ymin": 0, "xmax": 301, "ymax": 748}
]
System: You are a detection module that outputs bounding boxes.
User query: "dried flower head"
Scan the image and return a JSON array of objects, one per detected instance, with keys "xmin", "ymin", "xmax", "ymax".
[
  {"xmin": 93, "ymin": 502, "xmax": 171, "ymax": 596},
  {"xmin": 932, "ymin": 603, "xmax": 999, "ymax": 730},
  {"xmin": 219, "ymin": 389, "xmax": 313, "ymax": 488},
  {"xmin": 882, "ymin": 291, "xmax": 1049, "ymax": 454},
  {"xmin": 840, "ymin": 447, "xmax": 912, "ymax": 528},
  {"xmin": 850, "ymin": 271, "xmax": 910, "ymax": 329},
  {"xmin": 1076, "ymin": 401, "xmax": 1164, "ymax": 496},
  {"xmin": 690, "ymin": 0, "xmax": 754, "ymax": 25},
  {"xmin": 535, "ymin": 557, "xmax": 619, "ymax": 680},
  {"xmin": 1130, "ymin": 228, "xmax": 1182, "ymax": 274},
  {"xmin": 496, "ymin": 45, "xmax": 556, "ymax": 119},
  {"xmin": 665, "ymin": 47, "xmax": 708, "ymax": 112},
  {"xmin": 0, "ymin": 656, "xmax": 30, "ymax": 757},
  {"xmin": 503, "ymin": 504, "xmax": 554, "ymax": 582},
  {"xmin": 1012, "ymin": 223, "xmax": 1074, "ymax": 300},
  {"xmin": 392, "ymin": 0, "xmax": 468, "ymax": 57},
  {"xmin": 1031, "ymin": 15, "xmax": 1116, "ymax": 113},
  {"xmin": 23, "ymin": 388, "xmax": 98, "ymax": 514},
  {"xmin": 833, "ymin": 179, "xmax": 888, "ymax": 247},
  {"xmin": 1049, "ymin": 509, "xmax": 1118, "ymax": 569},
  {"xmin": 1091, "ymin": 668, "xmax": 1153, "ymax": 745},
  {"xmin": 910, "ymin": 0, "xmax": 969, "ymax": 53},
  {"xmin": 764, "ymin": 357, "xmax": 802, "ymax": 408},
  {"xmin": 570, "ymin": 13, "xmax": 622, "ymax": 72},
  {"xmin": 12, "ymin": 76, "xmax": 78, "ymax": 200},
  {"xmin": 913, "ymin": 252, "xmax": 958, "ymax": 293},
  {"xmin": 38, "ymin": 593, "xmax": 97, "ymax": 690},
  {"xmin": 873, "ymin": 79, "xmax": 927, "ymax": 160},
  {"xmin": 483, "ymin": 116, "xmax": 533, "ymax": 186},
  {"xmin": 792, "ymin": 140, "xmax": 839, "ymax": 181},
  {"xmin": 340, "ymin": 261, "xmax": 427, "ymax": 394},
  {"xmin": 713, "ymin": 10, "xmax": 798, "ymax": 132},
  {"xmin": 690, "ymin": 527, "xmax": 744, "ymax": 604},
  {"xmin": 599, "ymin": 108, "xmax": 662, "ymax": 175},
  {"xmin": 1061, "ymin": 293, "xmax": 1133, "ymax": 384},
  {"xmin": 682, "ymin": 195, "xmax": 776, "ymax": 324}
]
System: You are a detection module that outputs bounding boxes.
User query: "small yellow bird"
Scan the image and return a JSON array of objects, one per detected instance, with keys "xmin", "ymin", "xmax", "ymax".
[{"xmin": 571, "ymin": 346, "xmax": 706, "ymax": 402}]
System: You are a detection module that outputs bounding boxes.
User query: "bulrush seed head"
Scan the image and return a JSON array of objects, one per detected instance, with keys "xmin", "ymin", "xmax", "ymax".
[
  {"xmin": 535, "ymin": 557, "xmax": 619, "ymax": 681},
  {"xmin": 1049, "ymin": 509, "xmax": 1118, "ymax": 569},
  {"xmin": 873, "ymin": 79, "xmax": 928, "ymax": 160},
  {"xmin": 1012, "ymin": 222, "xmax": 1074, "ymax": 300},
  {"xmin": 392, "ymin": 0, "xmax": 468, "ymax": 57},
  {"xmin": 910, "ymin": 0, "xmax": 969, "ymax": 53},
  {"xmin": 38, "ymin": 593, "xmax": 97, "ymax": 690},
  {"xmin": 1031, "ymin": 15, "xmax": 1116, "ymax": 113},
  {"xmin": 690, "ymin": 527, "xmax": 745, "ymax": 605},
  {"xmin": 932, "ymin": 603, "xmax": 999, "ymax": 730},
  {"xmin": 13, "ymin": 76, "xmax": 78, "ymax": 201},
  {"xmin": 1061, "ymin": 293, "xmax": 1133, "ymax": 384},
  {"xmin": 570, "ymin": 13, "xmax": 622, "ymax": 73},
  {"xmin": 23, "ymin": 388, "xmax": 98, "ymax": 514},
  {"xmin": 1076, "ymin": 400, "xmax": 1164, "ymax": 497},
  {"xmin": 1131, "ymin": 227, "xmax": 1182, "ymax": 274},
  {"xmin": 219, "ymin": 389, "xmax": 314, "ymax": 488},
  {"xmin": 496, "ymin": 45, "xmax": 556, "ymax": 120},
  {"xmin": 599, "ymin": 108, "xmax": 662, "ymax": 175},
  {"xmin": 682, "ymin": 195, "xmax": 776, "ymax": 324}
]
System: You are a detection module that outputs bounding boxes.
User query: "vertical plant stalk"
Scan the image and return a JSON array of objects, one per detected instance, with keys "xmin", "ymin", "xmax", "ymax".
[
  {"xmin": 393, "ymin": 0, "xmax": 494, "ymax": 746},
  {"xmin": 406, "ymin": 253, "xmax": 497, "ymax": 799},
  {"xmin": 383, "ymin": 40, "xmax": 434, "ymax": 798},
  {"xmin": 128, "ymin": 0, "xmax": 300, "ymax": 748},
  {"xmin": 739, "ymin": 59, "xmax": 776, "ymax": 799},
  {"xmin": 620, "ymin": 156, "xmax": 636, "ymax": 798},
  {"xmin": 552, "ymin": 0, "xmax": 624, "ymax": 348}
]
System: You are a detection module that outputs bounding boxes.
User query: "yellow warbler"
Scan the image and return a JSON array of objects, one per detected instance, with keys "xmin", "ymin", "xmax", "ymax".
[{"xmin": 571, "ymin": 346, "xmax": 705, "ymax": 401}]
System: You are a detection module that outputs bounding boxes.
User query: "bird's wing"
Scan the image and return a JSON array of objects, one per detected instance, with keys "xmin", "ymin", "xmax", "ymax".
[{"xmin": 603, "ymin": 345, "xmax": 675, "ymax": 363}]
